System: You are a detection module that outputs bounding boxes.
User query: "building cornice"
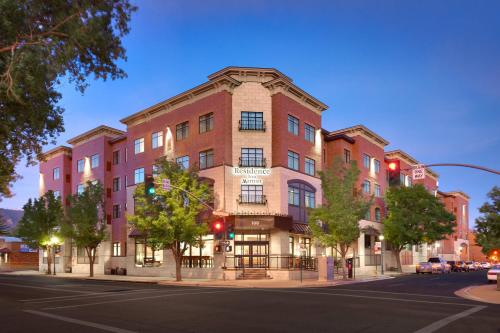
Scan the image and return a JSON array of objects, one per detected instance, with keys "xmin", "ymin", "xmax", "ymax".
[
  {"xmin": 446, "ymin": 191, "xmax": 470, "ymax": 200},
  {"xmin": 67, "ymin": 125, "xmax": 125, "ymax": 146},
  {"xmin": 39, "ymin": 146, "xmax": 72, "ymax": 162},
  {"xmin": 208, "ymin": 66, "xmax": 293, "ymax": 82},
  {"xmin": 328, "ymin": 125, "xmax": 389, "ymax": 148}
]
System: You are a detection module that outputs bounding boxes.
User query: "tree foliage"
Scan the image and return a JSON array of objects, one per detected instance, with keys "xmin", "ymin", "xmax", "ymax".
[
  {"xmin": 128, "ymin": 158, "xmax": 212, "ymax": 281},
  {"xmin": 0, "ymin": 216, "xmax": 9, "ymax": 235},
  {"xmin": 0, "ymin": 0, "xmax": 136, "ymax": 198},
  {"xmin": 383, "ymin": 184, "xmax": 456, "ymax": 271},
  {"xmin": 62, "ymin": 181, "xmax": 106, "ymax": 277},
  {"xmin": 16, "ymin": 190, "xmax": 63, "ymax": 274},
  {"xmin": 475, "ymin": 186, "xmax": 500, "ymax": 255},
  {"xmin": 309, "ymin": 158, "xmax": 372, "ymax": 279}
]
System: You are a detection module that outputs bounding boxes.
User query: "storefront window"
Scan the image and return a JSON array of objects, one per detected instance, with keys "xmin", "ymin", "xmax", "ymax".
[{"xmin": 135, "ymin": 239, "xmax": 162, "ymax": 267}]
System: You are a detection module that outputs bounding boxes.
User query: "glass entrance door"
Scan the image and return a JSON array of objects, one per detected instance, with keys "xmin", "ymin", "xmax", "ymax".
[{"xmin": 234, "ymin": 233, "xmax": 269, "ymax": 268}]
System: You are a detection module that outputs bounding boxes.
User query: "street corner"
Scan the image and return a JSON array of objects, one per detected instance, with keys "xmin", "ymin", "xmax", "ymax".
[{"xmin": 455, "ymin": 284, "xmax": 500, "ymax": 304}]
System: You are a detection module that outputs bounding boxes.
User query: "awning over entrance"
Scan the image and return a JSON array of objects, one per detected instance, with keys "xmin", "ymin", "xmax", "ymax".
[
  {"xmin": 361, "ymin": 226, "xmax": 380, "ymax": 236},
  {"xmin": 233, "ymin": 215, "xmax": 292, "ymax": 231},
  {"xmin": 291, "ymin": 223, "xmax": 311, "ymax": 235},
  {"xmin": 128, "ymin": 229, "xmax": 144, "ymax": 238}
]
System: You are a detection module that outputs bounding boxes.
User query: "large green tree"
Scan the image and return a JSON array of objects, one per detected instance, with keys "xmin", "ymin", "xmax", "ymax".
[
  {"xmin": 309, "ymin": 158, "xmax": 372, "ymax": 280},
  {"xmin": 128, "ymin": 158, "xmax": 211, "ymax": 281},
  {"xmin": 16, "ymin": 190, "xmax": 63, "ymax": 274},
  {"xmin": 383, "ymin": 184, "xmax": 456, "ymax": 272},
  {"xmin": 62, "ymin": 181, "xmax": 106, "ymax": 277},
  {"xmin": 0, "ymin": 0, "xmax": 136, "ymax": 198},
  {"xmin": 475, "ymin": 186, "xmax": 500, "ymax": 255}
]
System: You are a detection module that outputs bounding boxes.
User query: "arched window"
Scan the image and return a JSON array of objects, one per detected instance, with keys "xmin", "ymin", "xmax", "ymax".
[{"xmin": 287, "ymin": 179, "xmax": 317, "ymax": 223}]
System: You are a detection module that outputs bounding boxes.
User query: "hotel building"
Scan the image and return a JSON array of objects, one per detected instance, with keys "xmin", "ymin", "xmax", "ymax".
[{"xmin": 38, "ymin": 66, "xmax": 470, "ymax": 278}]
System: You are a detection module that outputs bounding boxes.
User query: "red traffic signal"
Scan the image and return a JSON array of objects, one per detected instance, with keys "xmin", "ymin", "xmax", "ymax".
[
  {"xmin": 388, "ymin": 162, "xmax": 398, "ymax": 171},
  {"xmin": 213, "ymin": 221, "xmax": 223, "ymax": 231}
]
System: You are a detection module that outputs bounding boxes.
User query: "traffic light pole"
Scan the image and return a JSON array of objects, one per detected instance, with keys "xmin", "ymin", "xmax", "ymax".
[{"xmin": 404, "ymin": 163, "xmax": 500, "ymax": 175}]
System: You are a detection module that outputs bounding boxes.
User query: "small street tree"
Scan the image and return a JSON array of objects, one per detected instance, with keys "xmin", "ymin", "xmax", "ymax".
[
  {"xmin": 474, "ymin": 186, "xmax": 500, "ymax": 255},
  {"xmin": 16, "ymin": 191, "xmax": 63, "ymax": 274},
  {"xmin": 309, "ymin": 158, "xmax": 372, "ymax": 280},
  {"xmin": 383, "ymin": 184, "xmax": 456, "ymax": 272},
  {"xmin": 128, "ymin": 158, "xmax": 211, "ymax": 281},
  {"xmin": 62, "ymin": 181, "xmax": 106, "ymax": 277}
]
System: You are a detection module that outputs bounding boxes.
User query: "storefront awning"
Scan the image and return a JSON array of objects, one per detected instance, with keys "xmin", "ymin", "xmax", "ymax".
[
  {"xmin": 360, "ymin": 226, "xmax": 380, "ymax": 236},
  {"xmin": 128, "ymin": 229, "xmax": 144, "ymax": 238},
  {"xmin": 291, "ymin": 223, "xmax": 311, "ymax": 235}
]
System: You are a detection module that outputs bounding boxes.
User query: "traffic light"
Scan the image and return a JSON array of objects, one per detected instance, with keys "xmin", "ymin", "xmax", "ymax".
[
  {"xmin": 226, "ymin": 224, "xmax": 235, "ymax": 240},
  {"xmin": 145, "ymin": 175, "xmax": 155, "ymax": 197},
  {"xmin": 387, "ymin": 160, "xmax": 401, "ymax": 187},
  {"xmin": 212, "ymin": 219, "xmax": 224, "ymax": 240}
]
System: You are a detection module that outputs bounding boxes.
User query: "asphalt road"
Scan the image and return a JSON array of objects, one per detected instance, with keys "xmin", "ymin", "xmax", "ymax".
[{"xmin": 0, "ymin": 270, "xmax": 498, "ymax": 333}]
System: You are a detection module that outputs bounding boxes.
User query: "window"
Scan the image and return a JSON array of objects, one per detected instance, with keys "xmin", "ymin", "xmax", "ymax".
[
  {"xmin": 305, "ymin": 191, "xmax": 315, "ymax": 208},
  {"xmin": 240, "ymin": 148, "xmax": 264, "ymax": 167},
  {"xmin": 375, "ymin": 208, "xmax": 381, "ymax": 222},
  {"xmin": 152, "ymin": 165, "xmax": 159, "ymax": 178},
  {"xmin": 91, "ymin": 154, "xmax": 99, "ymax": 169},
  {"xmin": 112, "ymin": 150, "xmax": 120, "ymax": 165},
  {"xmin": 374, "ymin": 159, "xmax": 381, "ymax": 173},
  {"xmin": 288, "ymin": 186, "xmax": 300, "ymax": 206},
  {"xmin": 134, "ymin": 138, "xmax": 144, "ymax": 154},
  {"xmin": 113, "ymin": 177, "xmax": 120, "ymax": 192},
  {"xmin": 112, "ymin": 242, "xmax": 121, "ymax": 257},
  {"xmin": 112, "ymin": 204, "xmax": 120, "ymax": 219},
  {"xmin": 152, "ymin": 131, "xmax": 163, "ymax": 149},
  {"xmin": 363, "ymin": 180, "xmax": 371, "ymax": 194},
  {"xmin": 135, "ymin": 238, "xmax": 163, "ymax": 266},
  {"xmin": 77, "ymin": 159, "xmax": 84, "ymax": 173},
  {"xmin": 53, "ymin": 167, "xmax": 60, "ymax": 180},
  {"xmin": 344, "ymin": 149, "xmax": 351, "ymax": 163},
  {"xmin": 363, "ymin": 154, "xmax": 371, "ymax": 169},
  {"xmin": 407, "ymin": 175, "xmax": 412, "ymax": 187},
  {"xmin": 375, "ymin": 184, "xmax": 381, "ymax": 197},
  {"xmin": 176, "ymin": 121, "xmax": 189, "ymax": 141},
  {"xmin": 134, "ymin": 167, "xmax": 145, "ymax": 184},
  {"xmin": 53, "ymin": 191, "xmax": 60, "ymax": 199},
  {"xmin": 289, "ymin": 236, "xmax": 295, "ymax": 257},
  {"xmin": 199, "ymin": 113, "xmax": 214, "ymax": 133},
  {"xmin": 77, "ymin": 184, "xmax": 84, "ymax": 195},
  {"xmin": 365, "ymin": 210, "xmax": 371, "ymax": 221},
  {"xmin": 305, "ymin": 158, "xmax": 315, "ymax": 176},
  {"xmin": 199, "ymin": 150, "xmax": 214, "ymax": 169},
  {"xmin": 400, "ymin": 173, "xmax": 405, "ymax": 186},
  {"xmin": 288, "ymin": 151, "xmax": 299, "ymax": 171},
  {"xmin": 288, "ymin": 115, "xmax": 299, "ymax": 135},
  {"xmin": 240, "ymin": 112, "xmax": 264, "ymax": 130},
  {"xmin": 240, "ymin": 185, "xmax": 264, "ymax": 203},
  {"xmin": 304, "ymin": 124, "xmax": 315, "ymax": 143},
  {"xmin": 176, "ymin": 156, "xmax": 190, "ymax": 170}
]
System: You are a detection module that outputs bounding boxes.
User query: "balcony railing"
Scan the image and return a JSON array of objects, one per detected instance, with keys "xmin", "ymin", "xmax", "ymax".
[
  {"xmin": 181, "ymin": 256, "xmax": 214, "ymax": 268},
  {"xmin": 239, "ymin": 157, "xmax": 267, "ymax": 168},
  {"xmin": 238, "ymin": 194, "xmax": 267, "ymax": 205},
  {"xmin": 239, "ymin": 120, "xmax": 266, "ymax": 131},
  {"xmin": 225, "ymin": 255, "xmax": 318, "ymax": 271}
]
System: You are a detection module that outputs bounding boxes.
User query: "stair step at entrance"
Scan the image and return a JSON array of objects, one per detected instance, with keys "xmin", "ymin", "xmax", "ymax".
[{"xmin": 237, "ymin": 269, "xmax": 272, "ymax": 280}]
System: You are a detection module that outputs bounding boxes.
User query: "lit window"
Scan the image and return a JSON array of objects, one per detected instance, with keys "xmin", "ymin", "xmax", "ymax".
[
  {"xmin": 344, "ymin": 149, "xmax": 351, "ymax": 164},
  {"xmin": 363, "ymin": 180, "xmax": 371, "ymax": 194},
  {"xmin": 199, "ymin": 150, "xmax": 213, "ymax": 169},
  {"xmin": 375, "ymin": 184, "xmax": 381, "ymax": 197},
  {"xmin": 288, "ymin": 115, "xmax": 299, "ymax": 135},
  {"xmin": 199, "ymin": 113, "xmax": 214, "ymax": 133},
  {"xmin": 176, "ymin": 156, "xmax": 190, "ymax": 170},
  {"xmin": 288, "ymin": 151, "xmax": 299, "ymax": 171},
  {"xmin": 152, "ymin": 131, "xmax": 163, "ymax": 149},
  {"xmin": 77, "ymin": 184, "xmax": 84, "ymax": 195},
  {"xmin": 53, "ymin": 191, "xmax": 60, "ymax": 199},
  {"xmin": 112, "ymin": 242, "xmax": 121, "ymax": 257},
  {"xmin": 176, "ymin": 122, "xmax": 189, "ymax": 141},
  {"xmin": 240, "ymin": 185, "xmax": 264, "ymax": 203},
  {"xmin": 288, "ymin": 186, "xmax": 300, "ymax": 206},
  {"xmin": 304, "ymin": 124, "xmax": 315, "ymax": 143},
  {"xmin": 113, "ymin": 177, "xmax": 120, "ymax": 192},
  {"xmin": 91, "ymin": 154, "xmax": 99, "ymax": 169},
  {"xmin": 305, "ymin": 191, "xmax": 315, "ymax": 208},
  {"xmin": 363, "ymin": 154, "xmax": 371, "ymax": 169},
  {"xmin": 134, "ymin": 138, "xmax": 144, "ymax": 154},
  {"xmin": 77, "ymin": 159, "xmax": 84, "ymax": 173},
  {"xmin": 134, "ymin": 168, "xmax": 145, "ymax": 184},
  {"xmin": 53, "ymin": 167, "xmax": 60, "ymax": 180},
  {"xmin": 305, "ymin": 158, "xmax": 315, "ymax": 176}
]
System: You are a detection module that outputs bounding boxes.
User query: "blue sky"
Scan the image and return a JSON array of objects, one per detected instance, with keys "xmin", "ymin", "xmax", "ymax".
[{"xmin": 2, "ymin": 0, "xmax": 499, "ymax": 227}]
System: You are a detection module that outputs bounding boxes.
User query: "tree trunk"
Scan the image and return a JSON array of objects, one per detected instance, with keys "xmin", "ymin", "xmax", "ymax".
[
  {"xmin": 340, "ymin": 255, "xmax": 347, "ymax": 280},
  {"xmin": 87, "ymin": 247, "xmax": 94, "ymax": 277},
  {"xmin": 46, "ymin": 246, "xmax": 52, "ymax": 275},
  {"xmin": 171, "ymin": 248, "xmax": 182, "ymax": 281},
  {"xmin": 395, "ymin": 249, "xmax": 402, "ymax": 273}
]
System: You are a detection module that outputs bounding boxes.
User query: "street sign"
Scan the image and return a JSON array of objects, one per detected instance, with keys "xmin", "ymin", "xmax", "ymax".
[
  {"xmin": 162, "ymin": 178, "xmax": 171, "ymax": 191},
  {"xmin": 412, "ymin": 167, "xmax": 425, "ymax": 180},
  {"xmin": 220, "ymin": 240, "xmax": 230, "ymax": 246},
  {"xmin": 374, "ymin": 241, "xmax": 382, "ymax": 255}
]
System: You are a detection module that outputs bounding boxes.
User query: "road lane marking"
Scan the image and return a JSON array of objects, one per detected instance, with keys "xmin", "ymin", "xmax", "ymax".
[
  {"xmin": 24, "ymin": 310, "xmax": 137, "ymax": 333},
  {"xmin": 413, "ymin": 305, "xmax": 487, "ymax": 333},
  {"xmin": 0, "ymin": 282, "xmax": 91, "ymax": 294},
  {"xmin": 309, "ymin": 288, "xmax": 462, "ymax": 299},
  {"xmin": 23, "ymin": 289, "xmax": 156, "ymax": 303},
  {"xmin": 259, "ymin": 289, "xmax": 475, "ymax": 307},
  {"xmin": 42, "ymin": 288, "xmax": 245, "ymax": 310}
]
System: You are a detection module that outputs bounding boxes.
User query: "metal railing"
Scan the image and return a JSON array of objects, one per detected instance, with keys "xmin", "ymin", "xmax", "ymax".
[
  {"xmin": 225, "ymin": 255, "xmax": 318, "ymax": 271},
  {"xmin": 238, "ymin": 194, "xmax": 267, "ymax": 204},
  {"xmin": 239, "ymin": 157, "xmax": 267, "ymax": 167},
  {"xmin": 239, "ymin": 120, "xmax": 266, "ymax": 131},
  {"xmin": 181, "ymin": 256, "xmax": 214, "ymax": 268}
]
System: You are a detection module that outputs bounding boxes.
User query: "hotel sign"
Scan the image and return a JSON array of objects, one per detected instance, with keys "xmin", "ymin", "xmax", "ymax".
[{"xmin": 232, "ymin": 167, "xmax": 271, "ymax": 185}]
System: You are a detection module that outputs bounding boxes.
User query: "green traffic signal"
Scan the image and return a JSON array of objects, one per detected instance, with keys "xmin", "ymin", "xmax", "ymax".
[{"xmin": 147, "ymin": 187, "xmax": 155, "ymax": 195}]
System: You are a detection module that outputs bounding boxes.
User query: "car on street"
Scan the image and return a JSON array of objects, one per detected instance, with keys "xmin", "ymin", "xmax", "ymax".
[
  {"xmin": 465, "ymin": 261, "xmax": 477, "ymax": 271},
  {"xmin": 416, "ymin": 262, "xmax": 433, "ymax": 274},
  {"xmin": 447, "ymin": 261, "xmax": 461, "ymax": 272},
  {"xmin": 455, "ymin": 260, "xmax": 468, "ymax": 272},
  {"xmin": 474, "ymin": 262, "xmax": 483, "ymax": 270},
  {"xmin": 487, "ymin": 264, "xmax": 500, "ymax": 283},
  {"xmin": 428, "ymin": 257, "xmax": 451, "ymax": 274},
  {"xmin": 481, "ymin": 262, "xmax": 491, "ymax": 269}
]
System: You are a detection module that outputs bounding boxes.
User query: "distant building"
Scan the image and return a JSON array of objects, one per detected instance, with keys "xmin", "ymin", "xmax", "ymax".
[{"xmin": 0, "ymin": 236, "xmax": 38, "ymax": 271}]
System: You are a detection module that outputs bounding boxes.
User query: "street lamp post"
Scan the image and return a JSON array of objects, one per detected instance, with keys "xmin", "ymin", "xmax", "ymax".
[
  {"xmin": 49, "ymin": 235, "xmax": 60, "ymax": 276},
  {"xmin": 379, "ymin": 235, "xmax": 385, "ymax": 275}
]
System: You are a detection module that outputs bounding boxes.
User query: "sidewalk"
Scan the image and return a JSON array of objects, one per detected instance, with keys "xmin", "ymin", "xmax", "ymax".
[
  {"xmin": 0, "ymin": 270, "xmax": 393, "ymax": 288},
  {"xmin": 455, "ymin": 284, "xmax": 500, "ymax": 304}
]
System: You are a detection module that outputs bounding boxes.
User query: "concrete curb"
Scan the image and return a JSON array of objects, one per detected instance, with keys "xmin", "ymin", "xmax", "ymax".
[{"xmin": 455, "ymin": 285, "xmax": 500, "ymax": 305}]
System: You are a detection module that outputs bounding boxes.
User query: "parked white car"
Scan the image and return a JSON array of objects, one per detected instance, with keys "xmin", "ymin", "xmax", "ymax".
[
  {"xmin": 487, "ymin": 264, "xmax": 500, "ymax": 283},
  {"xmin": 481, "ymin": 262, "xmax": 491, "ymax": 269},
  {"xmin": 428, "ymin": 257, "xmax": 451, "ymax": 274}
]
